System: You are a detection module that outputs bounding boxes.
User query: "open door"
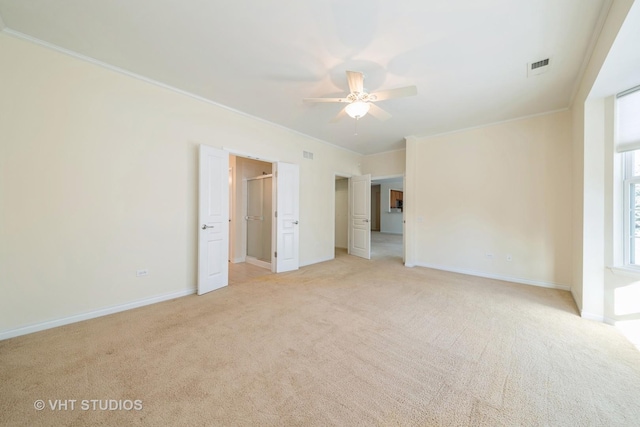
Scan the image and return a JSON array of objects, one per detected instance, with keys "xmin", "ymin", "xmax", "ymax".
[
  {"xmin": 402, "ymin": 174, "xmax": 406, "ymax": 264},
  {"xmin": 349, "ymin": 174, "xmax": 371, "ymax": 259},
  {"xmin": 274, "ymin": 162, "xmax": 299, "ymax": 272},
  {"xmin": 198, "ymin": 145, "xmax": 229, "ymax": 295}
]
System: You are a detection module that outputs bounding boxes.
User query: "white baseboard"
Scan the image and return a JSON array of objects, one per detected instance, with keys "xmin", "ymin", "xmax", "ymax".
[
  {"xmin": 0, "ymin": 288, "xmax": 196, "ymax": 341},
  {"xmin": 413, "ymin": 262, "xmax": 571, "ymax": 291},
  {"xmin": 603, "ymin": 316, "xmax": 617, "ymax": 326},
  {"xmin": 300, "ymin": 255, "xmax": 334, "ymax": 267},
  {"xmin": 230, "ymin": 257, "xmax": 245, "ymax": 264},
  {"xmin": 245, "ymin": 256, "xmax": 271, "ymax": 270},
  {"xmin": 581, "ymin": 311, "xmax": 605, "ymax": 322}
]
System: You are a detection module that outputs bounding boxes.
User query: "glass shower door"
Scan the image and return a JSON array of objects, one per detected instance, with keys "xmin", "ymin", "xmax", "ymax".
[{"xmin": 246, "ymin": 176, "xmax": 272, "ymax": 263}]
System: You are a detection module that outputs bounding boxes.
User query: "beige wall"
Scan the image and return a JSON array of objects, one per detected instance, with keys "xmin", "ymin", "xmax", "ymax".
[
  {"xmin": 334, "ymin": 179, "xmax": 349, "ymax": 249},
  {"xmin": 406, "ymin": 111, "xmax": 573, "ymax": 288},
  {"xmin": 0, "ymin": 34, "xmax": 362, "ymax": 336},
  {"xmin": 362, "ymin": 149, "xmax": 405, "ymax": 177}
]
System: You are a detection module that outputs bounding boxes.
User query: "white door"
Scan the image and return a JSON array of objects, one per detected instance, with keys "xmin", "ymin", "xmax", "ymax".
[
  {"xmin": 349, "ymin": 174, "xmax": 371, "ymax": 259},
  {"xmin": 402, "ymin": 174, "xmax": 406, "ymax": 264},
  {"xmin": 274, "ymin": 162, "xmax": 299, "ymax": 272},
  {"xmin": 198, "ymin": 144, "xmax": 229, "ymax": 295}
]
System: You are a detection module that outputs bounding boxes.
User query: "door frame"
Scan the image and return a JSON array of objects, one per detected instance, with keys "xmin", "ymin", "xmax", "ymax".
[
  {"xmin": 362, "ymin": 174, "xmax": 407, "ymax": 262},
  {"xmin": 222, "ymin": 148, "xmax": 300, "ymax": 274},
  {"xmin": 333, "ymin": 173, "xmax": 352, "ymax": 256},
  {"xmin": 224, "ymin": 148, "xmax": 277, "ymax": 271}
]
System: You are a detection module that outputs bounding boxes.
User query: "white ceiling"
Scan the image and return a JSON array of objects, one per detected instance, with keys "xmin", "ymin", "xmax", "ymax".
[{"xmin": 0, "ymin": 0, "xmax": 611, "ymax": 155}]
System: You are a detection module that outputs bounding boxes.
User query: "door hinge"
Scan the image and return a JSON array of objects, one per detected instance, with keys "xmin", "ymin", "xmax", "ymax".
[
  {"xmin": 274, "ymin": 251, "xmax": 277, "ymax": 258},
  {"xmin": 275, "ymin": 211, "xmax": 277, "ymax": 218}
]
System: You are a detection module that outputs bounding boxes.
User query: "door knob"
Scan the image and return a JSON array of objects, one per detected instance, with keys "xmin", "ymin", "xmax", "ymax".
[
  {"xmin": 293, "ymin": 220, "xmax": 299, "ymax": 225},
  {"xmin": 201, "ymin": 224, "xmax": 214, "ymax": 230},
  {"xmin": 363, "ymin": 219, "xmax": 369, "ymax": 222}
]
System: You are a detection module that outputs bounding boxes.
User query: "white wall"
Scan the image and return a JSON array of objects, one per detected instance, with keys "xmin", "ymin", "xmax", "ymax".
[
  {"xmin": 405, "ymin": 111, "xmax": 573, "ymax": 288},
  {"xmin": 0, "ymin": 33, "xmax": 362, "ymax": 337},
  {"xmin": 570, "ymin": 0, "xmax": 635, "ymax": 319},
  {"xmin": 380, "ymin": 181, "xmax": 403, "ymax": 234},
  {"xmin": 334, "ymin": 179, "xmax": 348, "ymax": 249}
]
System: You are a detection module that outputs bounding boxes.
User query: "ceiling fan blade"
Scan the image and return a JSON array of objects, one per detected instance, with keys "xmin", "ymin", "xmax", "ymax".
[
  {"xmin": 303, "ymin": 97, "xmax": 349, "ymax": 103},
  {"xmin": 368, "ymin": 103, "xmax": 392, "ymax": 121},
  {"xmin": 371, "ymin": 85, "xmax": 417, "ymax": 101},
  {"xmin": 330, "ymin": 108, "xmax": 348, "ymax": 123},
  {"xmin": 346, "ymin": 70, "xmax": 364, "ymax": 94}
]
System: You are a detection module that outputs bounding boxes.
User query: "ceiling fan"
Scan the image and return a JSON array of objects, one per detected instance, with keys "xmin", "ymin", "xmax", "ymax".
[{"xmin": 303, "ymin": 70, "xmax": 417, "ymax": 122}]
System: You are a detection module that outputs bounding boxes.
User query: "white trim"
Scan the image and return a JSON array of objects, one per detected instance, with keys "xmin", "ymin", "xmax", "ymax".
[
  {"xmin": 414, "ymin": 262, "xmax": 571, "ymax": 291},
  {"xmin": 0, "ymin": 289, "xmax": 195, "ymax": 341},
  {"xmin": 581, "ymin": 311, "xmax": 605, "ymax": 322},
  {"xmin": 603, "ymin": 316, "xmax": 617, "ymax": 326},
  {"xmin": 364, "ymin": 148, "xmax": 407, "ymax": 157},
  {"xmin": 245, "ymin": 256, "xmax": 271, "ymax": 270},
  {"xmin": 568, "ymin": 0, "xmax": 614, "ymax": 106},
  {"xmin": 224, "ymin": 147, "xmax": 279, "ymax": 164},
  {"xmin": 616, "ymin": 141, "xmax": 640, "ymax": 153},
  {"xmin": 410, "ymin": 108, "xmax": 570, "ymax": 141},
  {"xmin": 608, "ymin": 265, "xmax": 640, "ymax": 278},
  {"xmin": 299, "ymin": 255, "xmax": 333, "ymax": 267},
  {"xmin": 2, "ymin": 29, "xmax": 362, "ymax": 157},
  {"xmin": 371, "ymin": 174, "xmax": 404, "ymax": 183},
  {"xmin": 230, "ymin": 256, "xmax": 246, "ymax": 263}
]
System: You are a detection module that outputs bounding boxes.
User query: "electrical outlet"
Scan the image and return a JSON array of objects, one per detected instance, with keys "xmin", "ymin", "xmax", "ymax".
[
  {"xmin": 506, "ymin": 255, "xmax": 513, "ymax": 262},
  {"xmin": 486, "ymin": 253, "xmax": 494, "ymax": 259},
  {"xmin": 136, "ymin": 269, "xmax": 149, "ymax": 277}
]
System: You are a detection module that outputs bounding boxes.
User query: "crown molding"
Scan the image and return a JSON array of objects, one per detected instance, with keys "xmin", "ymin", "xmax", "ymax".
[
  {"xmin": 413, "ymin": 108, "xmax": 569, "ymax": 141},
  {"xmin": 2, "ymin": 29, "xmax": 364, "ymax": 157}
]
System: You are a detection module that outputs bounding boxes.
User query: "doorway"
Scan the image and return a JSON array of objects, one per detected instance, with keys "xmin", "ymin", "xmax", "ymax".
[
  {"xmin": 198, "ymin": 145, "xmax": 300, "ymax": 295},
  {"xmin": 229, "ymin": 155, "xmax": 273, "ymax": 270},
  {"xmin": 371, "ymin": 184, "xmax": 381, "ymax": 232},
  {"xmin": 334, "ymin": 176, "xmax": 349, "ymax": 256},
  {"xmin": 245, "ymin": 174, "xmax": 273, "ymax": 269},
  {"xmin": 370, "ymin": 177, "xmax": 404, "ymax": 261}
]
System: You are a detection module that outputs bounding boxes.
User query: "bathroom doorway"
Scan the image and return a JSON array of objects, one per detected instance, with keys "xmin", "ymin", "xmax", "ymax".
[{"xmin": 229, "ymin": 155, "xmax": 273, "ymax": 271}]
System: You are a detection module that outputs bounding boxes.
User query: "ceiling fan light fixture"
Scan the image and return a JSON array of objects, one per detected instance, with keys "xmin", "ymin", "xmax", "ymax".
[{"xmin": 345, "ymin": 101, "xmax": 370, "ymax": 119}]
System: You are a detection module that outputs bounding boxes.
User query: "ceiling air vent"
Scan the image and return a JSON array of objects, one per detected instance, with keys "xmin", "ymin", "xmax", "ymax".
[{"xmin": 527, "ymin": 58, "xmax": 551, "ymax": 77}]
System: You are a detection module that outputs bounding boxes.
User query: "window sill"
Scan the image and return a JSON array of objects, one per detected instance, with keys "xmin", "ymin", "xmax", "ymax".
[{"xmin": 608, "ymin": 266, "xmax": 640, "ymax": 279}]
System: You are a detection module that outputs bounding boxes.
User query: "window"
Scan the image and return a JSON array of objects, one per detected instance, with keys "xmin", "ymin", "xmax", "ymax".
[
  {"xmin": 623, "ymin": 150, "xmax": 640, "ymax": 266},
  {"xmin": 618, "ymin": 86, "xmax": 640, "ymax": 267}
]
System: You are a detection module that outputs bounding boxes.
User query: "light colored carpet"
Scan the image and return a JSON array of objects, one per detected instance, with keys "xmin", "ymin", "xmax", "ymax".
[{"xmin": 2, "ymin": 236, "xmax": 640, "ymax": 426}]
